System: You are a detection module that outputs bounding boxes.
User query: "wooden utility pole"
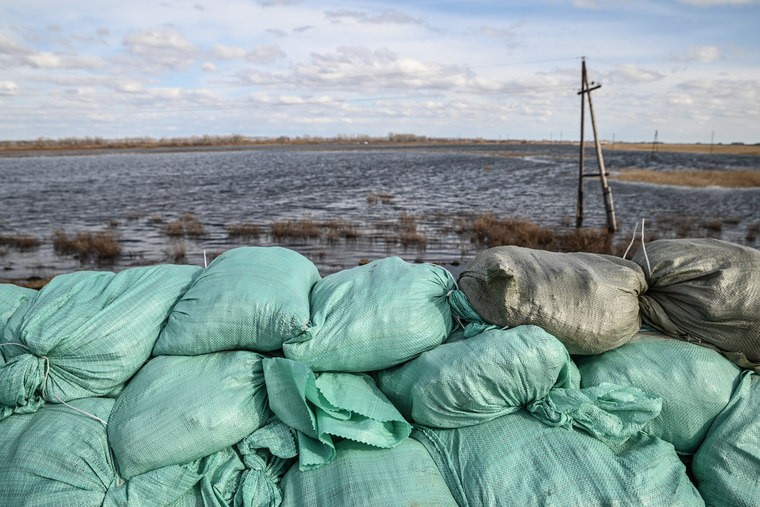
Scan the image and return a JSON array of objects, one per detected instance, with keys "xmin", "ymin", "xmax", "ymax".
[{"xmin": 576, "ymin": 58, "xmax": 616, "ymax": 233}]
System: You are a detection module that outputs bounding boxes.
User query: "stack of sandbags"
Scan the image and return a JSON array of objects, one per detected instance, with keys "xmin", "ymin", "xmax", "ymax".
[
  {"xmin": 457, "ymin": 246, "xmax": 647, "ymax": 354},
  {"xmin": 633, "ymin": 238, "xmax": 760, "ymax": 371}
]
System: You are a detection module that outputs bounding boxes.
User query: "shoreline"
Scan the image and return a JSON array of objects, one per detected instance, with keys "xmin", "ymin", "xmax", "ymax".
[{"xmin": 1, "ymin": 139, "xmax": 759, "ymax": 157}]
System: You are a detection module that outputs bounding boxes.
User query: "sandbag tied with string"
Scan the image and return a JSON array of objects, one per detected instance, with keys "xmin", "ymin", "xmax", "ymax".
[
  {"xmin": 283, "ymin": 257, "xmax": 456, "ymax": 372},
  {"xmin": 457, "ymin": 245, "xmax": 648, "ymax": 355},
  {"xmin": 0, "ymin": 265, "xmax": 201, "ymax": 420},
  {"xmin": 376, "ymin": 324, "xmax": 581, "ymax": 429},
  {"xmin": 155, "ymin": 246, "xmax": 321, "ymax": 356},
  {"xmin": 633, "ymin": 238, "xmax": 760, "ymax": 372}
]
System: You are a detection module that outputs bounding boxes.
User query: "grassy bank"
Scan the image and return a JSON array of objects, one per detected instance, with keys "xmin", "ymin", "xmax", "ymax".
[{"xmin": 611, "ymin": 169, "xmax": 760, "ymax": 188}]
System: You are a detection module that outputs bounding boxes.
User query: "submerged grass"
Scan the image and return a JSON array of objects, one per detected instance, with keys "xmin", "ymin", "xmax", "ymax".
[
  {"xmin": 0, "ymin": 233, "xmax": 41, "ymax": 250},
  {"xmin": 53, "ymin": 229, "xmax": 121, "ymax": 263}
]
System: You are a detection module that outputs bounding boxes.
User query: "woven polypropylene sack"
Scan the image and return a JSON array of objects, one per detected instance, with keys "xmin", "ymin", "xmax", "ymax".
[
  {"xmin": 575, "ymin": 327, "xmax": 742, "ymax": 454},
  {"xmin": 412, "ymin": 410, "xmax": 704, "ymax": 507},
  {"xmin": 108, "ymin": 350, "xmax": 269, "ymax": 479},
  {"xmin": 633, "ymin": 238, "xmax": 760, "ymax": 368},
  {"xmin": 264, "ymin": 357, "xmax": 411, "ymax": 471},
  {"xmin": 376, "ymin": 324, "xmax": 580, "ymax": 428},
  {"xmin": 280, "ymin": 438, "xmax": 458, "ymax": 507},
  {"xmin": 0, "ymin": 265, "xmax": 200, "ymax": 418},
  {"xmin": 0, "ymin": 397, "xmax": 116, "ymax": 507},
  {"xmin": 692, "ymin": 371, "xmax": 760, "ymax": 507},
  {"xmin": 283, "ymin": 257, "xmax": 456, "ymax": 372},
  {"xmin": 0, "ymin": 284, "xmax": 35, "ymax": 341},
  {"xmin": 155, "ymin": 247, "xmax": 320, "ymax": 356},
  {"xmin": 458, "ymin": 246, "xmax": 647, "ymax": 355}
]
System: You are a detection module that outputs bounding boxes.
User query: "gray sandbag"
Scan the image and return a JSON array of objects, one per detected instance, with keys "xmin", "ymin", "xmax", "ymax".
[
  {"xmin": 280, "ymin": 438, "xmax": 459, "ymax": 507},
  {"xmin": 692, "ymin": 371, "xmax": 760, "ymax": 507},
  {"xmin": 155, "ymin": 247, "xmax": 320, "ymax": 356},
  {"xmin": 458, "ymin": 246, "xmax": 647, "ymax": 355},
  {"xmin": 283, "ymin": 257, "xmax": 456, "ymax": 372},
  {"xmin": 575, "ymin": 326, "xmax": 743, "ymax": 454},
  {"xmin": 633, "ymin": 238, "xmax": 760, "ymax": 369},
  {"xmin": 0, "ymin": 265, "xmax": 200, "ymax": 420},
  {"xmin": 376, "ymin": 324, "xmax": 580, "ymax": 428},
  {"xmin": 412, "ymin": 409, "xmax": 704, "ymax": 507},
  {"xmin": 108, "ymin": 350, "xmax": 269, "ymax": 479}
]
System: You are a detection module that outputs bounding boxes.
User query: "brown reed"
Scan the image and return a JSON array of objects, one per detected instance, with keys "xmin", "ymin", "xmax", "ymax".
[{"xmin": 52, "ymin": 229, "xmax": 121, "ymax": 262}]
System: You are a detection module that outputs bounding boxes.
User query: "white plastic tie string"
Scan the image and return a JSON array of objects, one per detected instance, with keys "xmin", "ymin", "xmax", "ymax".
[
  {"xmin": 0, "ymin": 343, "xmax": 108, "ymax": 426},
  {"xmin": 622, "ymin": 219, "xmax": 653, "ymax": 277}
]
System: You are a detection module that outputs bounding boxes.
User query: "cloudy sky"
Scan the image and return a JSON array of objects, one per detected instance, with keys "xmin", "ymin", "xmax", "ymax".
[{"xmin": 1, "ymin": 0, "xmax": 758, "ymax": 143}]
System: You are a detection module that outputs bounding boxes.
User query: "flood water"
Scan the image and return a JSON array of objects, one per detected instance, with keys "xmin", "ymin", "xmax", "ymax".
[{"xmin": 1, "ymin": 142, "xmax": 759, "ymax": 282}]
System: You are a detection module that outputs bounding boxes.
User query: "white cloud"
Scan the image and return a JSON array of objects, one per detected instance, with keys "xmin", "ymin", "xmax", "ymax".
[
  {"xmin": 122, "ymin": 27, "xmax": 200, "ymax": 73},
  {"xmin": 673, "ymin": 45, "xmax": 725, "ymax": 63},
  {"xmin": 24, "ymin": 52, "xmax": 105, "ymax": 69},
  {"xmin": 612, "ymin": 64, "xmax": 665, "ymax": 83},
  {"xmin": 201, "ymin": 61, "xmax": 218, "ymax": 72},
  {"xmin": 211, "ymin": 44, "xmax": 248, "ymax": 60},
  {"xmin": 210, "ymin": 44, "xmax": 285, "ymax": 63},
  {"xmin": 0, "ymin": 33, "xmax": 31, "ymax": 56},
  {"xmin": 0, "ymin": 81, "xmax": 18, "ymax": 95},
  {"xmin": 325, "ymin": 8, "xmax": 422, "ymax": 25}
]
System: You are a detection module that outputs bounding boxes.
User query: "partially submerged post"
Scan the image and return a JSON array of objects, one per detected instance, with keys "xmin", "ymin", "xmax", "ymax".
[{"xmin": 576, "ymin": 58, "xmax": 617, "ymax": 233}]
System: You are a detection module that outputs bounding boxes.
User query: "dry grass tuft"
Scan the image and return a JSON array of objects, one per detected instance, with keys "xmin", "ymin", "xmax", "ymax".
[
  {"xmin": 164, "ymin": 241, "xmax": 187, "ymax": 262},
  {"xmin": 367, "ymin": 192, "xmax": 394, "ymax": 205},
  {"xmin": 163, "ymin": 214, "xmax": 207, "ymax": 238},
  {"xmin": 612, "ymin": 169, "xmax": 760, "ymax": 188},
  {"xmin": 0, "ymin": 233, "xmax": 41, "ymax": 250},
  {"xmin": 271, "ymin": 218, "xmax": 321, "ymax": 240},
  {"xmin": 226, "ymin": 223, "xmax": 261, "ymax": 239},
  {"xmin": 53, "ymin": 229, "xmax": 121, "ymax": 263}
]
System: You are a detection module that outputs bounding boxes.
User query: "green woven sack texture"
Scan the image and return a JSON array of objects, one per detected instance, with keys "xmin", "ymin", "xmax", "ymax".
[
  {"xmin": 0, "ymin": 397, "xmax": 116, "ymax": 507},
  {"xmin": 155, "ymin": 247, "xmax": 321, "ymax": 356},
  {"xmin": 283, "ymin": 257, "xmax": 456, "ymax": 372},
  {"xmin": 108, "ymin": 350, "xmax": 269, "ymax": 479},
  {"xmin": 376, "ymin": 324, "xmax": 581, "ymax": 428},
  {"xmin": 692, "ymin": 371, "xmax": 760, "ymax": 507},
  {"xmin": 280, "ymin": 438, "xmax": 459, "ymax": 507},
  {"xmin": 458, "ymin": 246, "xmax": 647, "ymax": 355},
  {"xmin": 263, "ymin": 357, "xmax": 411, "ymax": 471},
  {"xmin": 412, "ymin": 409, "xmax": 705, "ymax": 507},
  {"xmin": 575, "ymin": 327, "xmax": 743, "ymax": 455},
  {"xmin": 0, "ymin": 265, "xmax": 201, "ymax": 419},
  {"xmin": 633, "ymin": 238, "xmax": 760, "ymax": 370},
  {"xmin": 0, "ymin": 284, "xmax": 36, "ymax": 339}
]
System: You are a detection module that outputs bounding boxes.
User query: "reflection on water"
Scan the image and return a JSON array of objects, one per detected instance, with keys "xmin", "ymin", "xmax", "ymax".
[{"xmin": 1, "ymin": 143, "xmax": 758, "ymax": 281}]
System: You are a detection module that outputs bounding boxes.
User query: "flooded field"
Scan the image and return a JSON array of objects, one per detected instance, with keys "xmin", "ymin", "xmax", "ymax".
[{"xmin": 1, "ymin": 142, "xmax": 759, "ymax": 283}]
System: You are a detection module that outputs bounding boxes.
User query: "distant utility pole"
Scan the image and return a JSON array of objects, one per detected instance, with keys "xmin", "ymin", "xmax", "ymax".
[
  {"xmin": 651, "ymin": 130, "xmax": 659, "ymax": 158},
  {"xmin": 576, "ymin": 58, "xmax": 616, "ymax": 233}
]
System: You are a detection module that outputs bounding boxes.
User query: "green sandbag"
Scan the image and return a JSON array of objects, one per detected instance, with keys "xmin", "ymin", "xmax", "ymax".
[
  {"xmin": 155, "ymin": 247, "xmax": 320, "ymax": 356},
  {"xmin": 0, "ymin": 283, "xmax": 36, "ymax": 340},
  {"xmin": 283, "ymin": 257, "xmax": 456, "ymax": 372},
  {"xmin": 458, "ymin": 246, "xmax": 647, "ymax": 354},
  {"xmin": 0, "ymin": 265, "xmax": 200, "ymax": 419},
  {"xmin": 634, "ymin": 238, "xmax": 760, "ymax": 369},
  {"xmin": 0, "ymin": 397, "xmax": 116, "ymax": 507},
  {"xmin": 108, "ymin": 351, "xmax": 269, "ymax": 479},
  {"xmin": 105, "ymin": 446, "xmax": 247, "ymax": 507},
  {"xmin": 412, "ymin": 410, "xmax": 704, "ymax": 507},
  {"xmin": 575, "ymin": 327, "xmax": 742, "ymax": 454},
  {"xmin": 376, "ymin": 324, "xmax": 580, "ymax": 428},
  {"xmin": 280, "ymin": 438, "xmax": 459, "ymax": 507},
  {"xmin": 263, "ymin": 357, "xmax": 411, "ymax": 471},
  {"xmin": 692, "ymin": 371, "xmax": 760, "ymax": 507}
]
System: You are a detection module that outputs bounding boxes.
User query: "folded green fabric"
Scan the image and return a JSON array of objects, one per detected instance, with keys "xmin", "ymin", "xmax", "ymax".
[
  {"xmin": 263, "ymin": 357, "xmax": 411, "ymax": 471},
  {"xmin": 527, "ymin": 383, "xmax": 662, "ymax": 447}
]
